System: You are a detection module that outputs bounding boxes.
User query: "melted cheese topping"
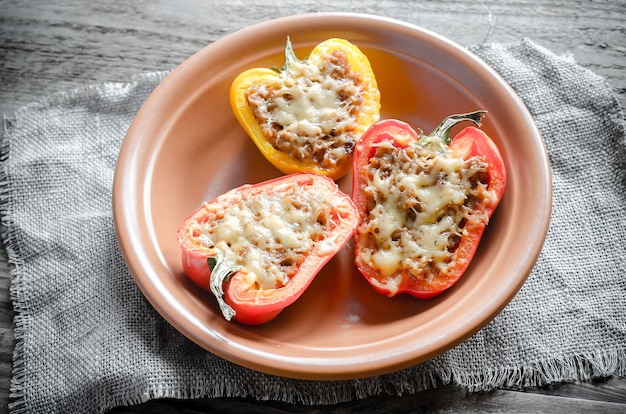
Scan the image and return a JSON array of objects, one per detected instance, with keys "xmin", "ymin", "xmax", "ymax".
[
  {"xmin": 246, "ymin": 50, "xmax": 364, "ymax": 169},
  {"xmin": 188, "ymin": 185, "xmax": 339, "ymax": 290},
  {"xmin": 356, "ymin": 137, "xmax": 493, "ymax": 295}
]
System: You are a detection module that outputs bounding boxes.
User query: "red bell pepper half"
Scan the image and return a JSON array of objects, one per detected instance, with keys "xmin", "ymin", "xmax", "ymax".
[
  {"xmin": 352, "ymin": 111, "xmax": 506, "ymax": 299},
  {"xmin": 177, "ymin": 173, "xmax": 359, "ymax": 325}
]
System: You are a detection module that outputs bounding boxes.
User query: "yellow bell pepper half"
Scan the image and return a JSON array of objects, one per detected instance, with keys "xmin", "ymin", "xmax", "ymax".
[{"xmin": 230, "ymin": 37, "xmax": 381, "ymax": 180}]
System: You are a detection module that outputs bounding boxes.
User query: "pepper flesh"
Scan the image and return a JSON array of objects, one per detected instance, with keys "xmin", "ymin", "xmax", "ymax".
[
  {"xmin": 177, "ymin": 173, "xmax": 359, "ymax": 324},
  {"xmin": 352, "ymin": 111, "xmax": 506, "ymax": 299},
  {"xmin": 230, "ymin": 37, "xmax": 381, "ymax": 180}
]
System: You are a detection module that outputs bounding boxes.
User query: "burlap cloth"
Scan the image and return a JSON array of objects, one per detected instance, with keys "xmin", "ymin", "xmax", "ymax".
[{"xmin": 2, "ymin": 38, "xmax": 625, "ymax": 413}]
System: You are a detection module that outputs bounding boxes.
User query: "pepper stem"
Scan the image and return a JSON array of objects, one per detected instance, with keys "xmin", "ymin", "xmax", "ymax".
[
  {"xmin": 282, "ymin": 36, "xmax": 301, "ymax": 75},
  {"xmin": 428, "ymin": 110, "xmax": 487, "ymax": 145},
  {"xmin": 208, "ymin": 256, "xmax": 238, "ymax": 321}
]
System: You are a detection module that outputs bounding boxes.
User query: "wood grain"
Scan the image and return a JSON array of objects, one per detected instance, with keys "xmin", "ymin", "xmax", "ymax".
[
  {"xmin": 1, "ymin": 1, "xmax": 625, "ymax": 413},
  {"xmin": 108, "ymin": 377, "xmax": 626, "ymax": 414},
  {"xmin": 1, "ymin": 0, "xmax": 625, "ymax": 116}
]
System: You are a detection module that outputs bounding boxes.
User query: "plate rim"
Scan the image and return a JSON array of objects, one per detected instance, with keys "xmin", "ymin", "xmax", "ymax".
[{"xmin": 113, "ymin": 12, "xmax": 552, "ymax": 380}]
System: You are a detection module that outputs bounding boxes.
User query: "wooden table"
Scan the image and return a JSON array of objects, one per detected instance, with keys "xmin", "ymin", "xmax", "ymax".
[{"xmin": 1, "ymin": 1, "xmax": 625, "ymax": 412}]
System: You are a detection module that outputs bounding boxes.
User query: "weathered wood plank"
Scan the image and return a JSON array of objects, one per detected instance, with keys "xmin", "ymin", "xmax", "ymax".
[
  {"xmin": 109, "ymin": 380, "xmax": 626, "ymax": 414},
  {"xmin": 0, "ymin": 0, "xmax": 624, "ymax": 116}
]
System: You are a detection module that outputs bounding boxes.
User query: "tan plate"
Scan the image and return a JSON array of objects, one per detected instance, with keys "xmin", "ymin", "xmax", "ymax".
[{"xmin": 113, "ymin": 13, "xmax": 551, "ymax": 380}]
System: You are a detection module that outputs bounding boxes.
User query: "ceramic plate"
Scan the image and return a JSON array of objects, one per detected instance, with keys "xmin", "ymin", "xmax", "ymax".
[{"xmin": 113, "ymin": 13, "xmax": 551, "ymax": 380}]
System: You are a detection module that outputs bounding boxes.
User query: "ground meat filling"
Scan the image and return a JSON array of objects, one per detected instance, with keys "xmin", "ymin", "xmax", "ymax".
[
  {"xmin": 357, "ymin": 140, "xmax": 492, "ymax": 281},
  {"xmin": 246, "ymin": 50, "xmax": 365, "ymax": 170},
  {"xmin": 191, "ymin": 186, "xmax": 333, "ymax": 290}
]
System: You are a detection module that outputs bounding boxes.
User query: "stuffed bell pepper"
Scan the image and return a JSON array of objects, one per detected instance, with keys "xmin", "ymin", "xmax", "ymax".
[
  {"xmin": 352, "ymin": 111, "xmax": 506, "ymax": 299},
  {"xmin": 177, "ymin": 173, "xmax": 359, "ymax": 325},
  {"xmin": 230, "ymin": 37, "xmax": 381, "ymax": 179}
]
